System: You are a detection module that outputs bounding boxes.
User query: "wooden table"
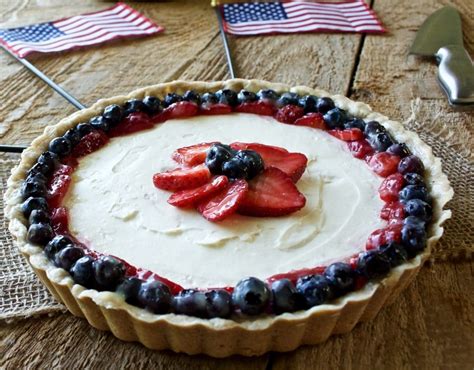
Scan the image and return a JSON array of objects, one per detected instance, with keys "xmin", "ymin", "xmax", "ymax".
[{"xmin": 1, "ymin": 1, "xmax": 473, "ymax": 368}]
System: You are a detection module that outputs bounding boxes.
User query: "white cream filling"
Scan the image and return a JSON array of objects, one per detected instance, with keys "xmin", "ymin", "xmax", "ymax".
[{"xmin": 64, "ymin": 113, "xmax": 386, "ymax": 288}]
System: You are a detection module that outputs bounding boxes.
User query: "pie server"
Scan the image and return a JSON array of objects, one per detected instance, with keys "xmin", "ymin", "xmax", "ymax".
[{"xmin": 410, "ymin": 6, "xmax": 474, "ymax": 107}]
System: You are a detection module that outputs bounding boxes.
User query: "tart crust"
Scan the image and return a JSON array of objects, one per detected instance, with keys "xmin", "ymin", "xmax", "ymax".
[{"xmin": 5, "ymin": 79, "xmax": 453, "ymax": 357}]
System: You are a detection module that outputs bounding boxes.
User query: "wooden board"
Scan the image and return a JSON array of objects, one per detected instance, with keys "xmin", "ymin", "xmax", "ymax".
[{"xmin": 1, "ymin": 0, "xmax": 473, "ymax": 369}]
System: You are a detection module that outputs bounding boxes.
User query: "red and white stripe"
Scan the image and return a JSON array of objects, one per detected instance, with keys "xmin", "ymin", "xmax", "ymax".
[
  {"xmin": 6, "ymin": 3, "xmax": 163, "ymax": 57},
  {"xmin": 223, "ymin": 0, "xmax": 385, "ymax": 36}
]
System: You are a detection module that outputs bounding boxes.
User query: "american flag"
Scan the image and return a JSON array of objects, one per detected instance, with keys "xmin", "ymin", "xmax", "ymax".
[
  {"xmin": 220, "ymin": 0, "xmax": 385, "ymax": 36},
  {"xmin": 0, "ymin": 3, "xmax": 164, "ymax": 58}
]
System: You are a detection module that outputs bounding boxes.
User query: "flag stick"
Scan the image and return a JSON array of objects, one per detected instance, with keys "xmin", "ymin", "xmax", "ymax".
[
  {"xmin": 0, "ymin": 145, "xmax": 27, "ymax": 153},
  {"xmin": 1, "ymin": 45, "xmax": 86, "ymax": 110},
  {"xmin": 214, "ymin": 6, "xmax": 236, "ymax": 79}
]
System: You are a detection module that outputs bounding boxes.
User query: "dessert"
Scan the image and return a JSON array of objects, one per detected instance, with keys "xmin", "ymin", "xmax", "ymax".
[{"xmin": 5, "ymin": 79, "xmax": 453, "ymax": 357}]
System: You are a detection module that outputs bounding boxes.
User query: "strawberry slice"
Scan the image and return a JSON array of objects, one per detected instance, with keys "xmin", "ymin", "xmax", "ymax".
[
  {"xmin": 235, "ymin": 101, "xmax": 276, "ymax": 116},
  {"xmin": 380, "ymin": 201, "xmax": 405, "ymax": 222},
  {"xmin": 108, "ymin": 112, "xmax": 153, "ymax": 137},
  {"xmin": 71, "ymin": 130, "xmax": 109, "ymax": 157},
  {"xmin": 329, "ymin": 128, "xmax": 364, "ymax": 141},
  {"xmin": 200, "ymin": 103, "xmax": 233, "ymax": 115},
  {"xmin": 238, "ymin": 167, "xmax": 306, "ymax": 217},
  {"xmin": 165, "ymin": 101, "xmax": 199, "ymax": 119},
  {"xmin": 367, "ymin": 152, "xmax": 400, "ymax": 177},
  {"xmin": 230, "ymin": 142, "xmax": 307, "ymax": 182},
  {"xmin": 347, "ymin": 139, "xmax": 374, "ymax": 159},
  {"xmin": 168, "ymin": 176, "xmax": 229, "ymax": 207},
  {"xmin": 47, "ymin": 164, "xmax": 73, "ymax": 208},
  {"xmin": 172, "ymin": 142, "xmax": 217, "ymax": 166},
  {"xmin": 294, "ymin": 113, "xmax": 326, "ymax": 129},
  {"xmin": 197, "ymin": 179, "xmax": 248, "ymax": 222},
  {"xmin": 153, "ymin": 164, "xmax": 211, "ymax": 191},
  {"xmin": 378, "ymin": 173, "xmax": 405, "ymax": 202}
]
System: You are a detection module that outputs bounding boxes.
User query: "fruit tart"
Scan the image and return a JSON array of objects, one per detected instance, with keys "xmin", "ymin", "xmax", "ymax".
[{"xmin": 5, "ymin": 79, "xmax": 453, "ymax": 357}]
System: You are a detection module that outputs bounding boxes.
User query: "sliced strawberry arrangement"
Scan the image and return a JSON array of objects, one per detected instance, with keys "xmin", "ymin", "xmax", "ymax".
[
  {"xmin": 367, "ymin": 152, "xmax": 400, "ymax": 177},
  {"xmin": 108, "ymin": 112, "xmax": 153, "ymax": 137},
  {"xmin": 197, "ymin": 180, "xmax": 248, "ymax": 222},
  {"xmin": 329, "ymin": 128, "xmax": 364, "ymax": 141},
  {"xmin": 47, "ymin": 165, "xmax": 73, "ymax": 208},
  {"xmin": 294, "ymin": 113, "xmax": 326, "ymax": 129},
  {"xmin": 230, "ymin": 142, "xmax": 307, "ymax": 182},
  {"xmin": 380, "ymin": 201, "xmax": 405, "ymax": 222},
  {"xmin": 200, "ymin": 103, "xmax": 233, "ymax": 115},
  {"xmin": 366, "ymin": 223, "xmax": 403, "ymax": 250},
  {"xmin": 172, "ymin": 142, "xmax": 216, "ymax": 166},
  {"xmin": 168, "ymin": 176, "xmax": 229, "ymax": 207},
  {"xmin": 153, "ymin": 164, "xmax": 211, "ymax": 191},
  {"xmin": 71, "ymin": 130, "xmax": 109, "ymax": 157},
  {"xmin": 275, "ymin": 105, "xmax": 305, "ymax": 124},
  {"xmin": 165, "ymin": 101, "xmax": 199, "ymax": 119},
  {"xmin": 235, "ymin": 101, "xmax": 276, "ymax": 116},
  {"xmin": 237, "ymin": 167, "xmax": 306, "ymax": 217},
  {"xmin": 378, "ymin": 173, "xmax": 405, "ymax": 202},
  {"xmin": 347, "ymin": 139, "xmax": 374, "ymax": 159}
]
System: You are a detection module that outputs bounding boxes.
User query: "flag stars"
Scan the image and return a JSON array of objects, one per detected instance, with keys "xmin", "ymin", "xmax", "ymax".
[
  {"xmin": 223, "ymin": 3, "xmax": 287, "ymax": 24},
  {"xmin": 0, "ymin": 23, "xmax": 64, "ymax": 43}
]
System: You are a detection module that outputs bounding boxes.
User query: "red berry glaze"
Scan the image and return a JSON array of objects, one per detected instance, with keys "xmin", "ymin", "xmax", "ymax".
[
  {"xmin": 366, "ymin": 223, "xmax": 403, "ymax": 250},
  {"xmin": 329, "ymin": 128, "xmax": 364, "ymax": 141},
  {"xmin": 71, "ymin": 130, "xmax": 110, "ymax": 157},
  {"xmin": 378, "ymin": 173, "xmax": 405, "ymax": 202},
  {"xmin": 238, "ymin": 167, "xmax": 306, "ymax": 217},
  {"xmin": 275, "ymin": 105, "xmax": 304, "ymax": 124},
  {"xmin": 109, "ymin": 112, "xmax": 153, "ymax": 137},
  {"xmin": 230, "ymin": 142, "xmax": 307, "ymax": 182},
  {"xmin": 50, "ymin": 207, "xmax": 69, "ymax": 235},
  {"xmin": 172, "ymin": 142, "xmax": 216, "ymax": 166},
  {"xmin": 347, "ymin": 139, "xmax": 374, "ymax": 159},
  {"xmin": 367, "ymin": 152, "xmax": 401, "ymax": 177},
  {"xmin": 294, "ymin": 113, "xmax": 326, "ymax": 129},
  {"xmin": 197, "ymin": 179, "xmax": 248, "ymax": 222},
  {"xmin": 200, "ymin": 103, "xmax": 233, "ymax": 115},
  {"xmin": 235, "ymin": 101, "xmax": 276, "ymax": 116},
  {"xmin": 153, "ymin": 164, "xmax": 211, "ymax": 191},
  {"xmin": 47, "ymin": 164, "xmax": 73, "ymax": 208},
  {"xmin": 168, "ymin": 176, "xmax": 229, "ymax": 207}
]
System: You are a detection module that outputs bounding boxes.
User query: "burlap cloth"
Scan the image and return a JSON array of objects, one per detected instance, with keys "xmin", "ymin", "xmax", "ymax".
[{"xmin": 1, "ymin": 107, "xmax": 472, "ymax": 322}]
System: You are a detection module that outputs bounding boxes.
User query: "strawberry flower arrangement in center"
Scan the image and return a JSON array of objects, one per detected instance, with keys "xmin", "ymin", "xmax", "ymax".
[{"xmin": 153, "ymin": 142, "xmax": 308, "ymax": 222}]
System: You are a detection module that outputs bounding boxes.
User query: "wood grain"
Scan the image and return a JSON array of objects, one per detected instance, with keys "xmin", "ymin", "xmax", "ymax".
[{"xmin": 1, "ymin": 0, "xmax": 473, "ymax": 369}]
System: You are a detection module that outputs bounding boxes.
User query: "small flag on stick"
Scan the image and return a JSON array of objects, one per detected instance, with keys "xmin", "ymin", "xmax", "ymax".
[
  {"xmin": 0, "ymin": 2, "xmax": 164, "ymax": 58},
  {"xmin": 219, "ymin": 0, "xmax": 385, "ymax": 36}
]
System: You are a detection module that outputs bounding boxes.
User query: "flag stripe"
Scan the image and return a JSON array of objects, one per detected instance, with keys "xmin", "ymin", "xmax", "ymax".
[
  {"xmin": 0, "ymin": 2, "xmax": 163, "ymax": 57},
  {"xmin": 221, "ymin": 0, "xmax": 385, "ymax": 36}
]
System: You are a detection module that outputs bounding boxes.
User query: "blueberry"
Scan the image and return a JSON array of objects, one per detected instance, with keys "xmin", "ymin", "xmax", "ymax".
[
  {"xmin": 124, "ymin": 98, "xmax": 147, "ymax": 114},
  {"xmin": 298, "ymin": 95, "xmax": 318, "ymax": 114},
  {"xmin": 48, "ymin": 137, "xmax": 71, "ymax": 157},
  {"xmin": 76, "ymin": 123, "xmax": 94, "ymax": 138},
  {"xmin": 232, "ymin": 277, "xmax": 270, "ymax": 315},
  {"xmin": 387, "ymin": 143, "xmax": 410, "ymax": 158},
  {"xmin": 398, "ymin": 155, "xmax": 424, "ymax": 175},
  {"xmin": 70, "ymin": 256, "xmax": 95, "ymax": 287},
  {"xmin": 316, "ymin": 97, "xmax": 335, "ymax": 114},
  {"xmin": 368, "ymin": 132, "xmax": 394, "ymax": 152},
  {"xmin": 276, "ymin": 92, "xmax": 299, "ymax": 107},
  {"xmin": 182, "ymin": 90, "xmax": 201, "ymax": 105},
  {"xmin": 380, "ymin": 242, "xmax": 408, "ymax": 267},
  {"xmin": 102, "ymin": 104, "xmax": 124, "ymax": 125},
  {"xmin": 272, "ymin": 278, "xmax": 302, "ymax": 313},
  {"xmin": 216, "ymin": 89, "xmax": 238, "ymax": 106},
  {"xmin": 257, "ymin": 89, "xmax": 280, "ymax": 102},
  {"xmin": 201, "ymin": 92, "xmax": 219, "ymax": 104},
  {"xmin": 54, "ymin": 246, "xmax": 84, "ymax": 271},
  {"xmin": 344, "ymin": 118, "xmax": 366, "ymax": 131},
  {"xmin": 324, "ymin": 262, "xmax": 356, "ymax": 298},
  {"xmin": 26, "ymin": 171, "xmax": 47, "ymax": 185},
  {"xmin": 357, "ymin": 250, "xmax": 391, "ymax": 279},
  {"xmin": 237, "ymin": 90, "xmax": 258, "ymax": 104},
  {"xmin": 63, "ymin": 128, "xmax": 81, "ymax": 146},
  {"xmin": 89, "ymin": 116, "xmax": 110, "ymax": 132},
  {"xmin": 37, "ymin": 151, "xmax": 59, "ymax": 170},
  {"xmin": 404, "ymin": 173, "xmax": 426, "ymax": 186},
  {"xmin": 93, "ymin": 256, "xmax": 126, "ymax": 291},
  {"xmin": 399, "ymin": 185, "xmax": 430, "ymax": 203},
  {"xmin": 20, "ymin": 179, "xmax": 47, "ymax": 199},
  {"xmin": 163, "ymin": 93, "xmax": 182, "ymax": 107},
  {"xmin": 138, "ymin": 280, "xmax": 172, "ymax": 314},
  {"xmin": 404, "ymin": 215, "xmax": 426, "ymax": 229},
  {"xmin": 116, "ymin": 277, "xmax": 143, "ymax": 306},
  {"xmin": 28, "ymin": 209, "xmax": 50, "ymax": 225},
  {"xmin": 295, "ymin": 275, "xmax": 331, "ymax": 307},
  {"xmin": 364, "ymin": 121, "xmax": 386, "ymax": 136},
  {"xmin": 142, "ymin": 96, "xmax": 163, "ymax": 115},
  {"xmin": 173, "ymin": 289, "xmax": 208, "ymax": 317},
  {"xmin": 205, "ymin": 290, "xmax": 231, "ymax": 318},
  {"xmin": 235, "ymin": 150, "xmax": 264, "ymax": 179},
  {"xmin": 27, "ymin": 223, "xmax": 53, "ymax": 245},
  {"xmin": 44, "ymin": 235, "xmax": 74, "ymax": 259},
  {"xmin": 205, "ymin": 143, "xmax": 235, "ymax": 174},
  {"xmin": 401, "ymin": 222, "xmax": 427, "ymax": 257},
  {"xmin": 27, "ymin": 162, "xmax": 53, "ymax": 177},
  {"xmin": 404, "ymin": 199, "xmax": 432, "ymax": 222},
  {"xmin": 222, "ymin": 156, "xmax": 248, "ymax": 179},
  {"xmin": 323, "ymin": 108, "xmax": 346, "ymax": 129},
  {"xmin": 21, "ymin": 196, "xmax": 48, "ymax": 218}
]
